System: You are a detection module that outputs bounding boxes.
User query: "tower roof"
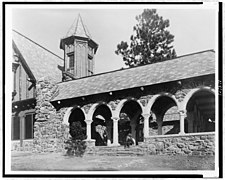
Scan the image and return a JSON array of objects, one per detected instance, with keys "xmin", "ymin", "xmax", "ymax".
[
  {"xmin": 60, "ymin": 14, "xmax": 98, "ymax": 53},
  {"xmin": 66, "ymin": 14, "xmax": 92, "ymax": 38}
]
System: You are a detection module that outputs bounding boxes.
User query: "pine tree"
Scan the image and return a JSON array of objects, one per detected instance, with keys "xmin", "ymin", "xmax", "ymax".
[{"xmin": 115, "ymin": 9, "xmax": 177, "ymax": 67}]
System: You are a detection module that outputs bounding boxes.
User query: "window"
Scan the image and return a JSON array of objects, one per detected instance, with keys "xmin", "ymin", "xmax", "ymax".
[
  {"xmin": 69, "ymin": 55, "xmax": 74, "ymax": 69},
  {"xmin": 88, "ymin": 46, "xmax": 93, "ymax": 57},
  {"xmin": 24, "ymin": 113, "xmax": 35, "ymax": 139},
  {"xmin": 88, "ymin": 58, "xmax": 93, "ymax": 75},
  {"xmin": 12, "ymin": 116, "xmax": 20, "ymax": 140},
  {"xmin": 11, "ymin": 113, "xmax": 36, "ymax": 140}
]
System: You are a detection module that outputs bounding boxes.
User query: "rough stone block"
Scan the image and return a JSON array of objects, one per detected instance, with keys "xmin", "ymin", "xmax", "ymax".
[
  {"xmin": 188, "ymin": 145, "xmax": 198, "ymax": 150},
  {"xmin": 177, "ymin": 143, "xmax": 185, "ymax": 148},
  {"xmin": 206, "ymin": 151, "xmax": 214, "ymax": 156},
  {"xmin": 181, "ymin": 137, "xmax": 189, "ymax": 141},
  {"xmin": 192, "ymin": 151, "xmax": 201, "ymax": 156},
  {"xmin": 166, "ymin": 145, "xmax": 177, "ymax": 152},
  {"xmin": 171, "ymin": 138, "xmax": 178, "ymax": 143},
  {"xmin": 155, "ymin": 142, "xmax": 164, "ymax": 151},
  {"xmin": 183, "ymin": 148, "xmax": 192, "ymax": 154},
  {"xmin": 200, "ymin": 136, "xmax": 207, "ymax": 140},
  {"xmin": 147, "ymin": 144, "xmax": 156, "ymax": 152},
  {"xmin": 175, "ymin": 148, "xmax": 182, "ymax": 154}
]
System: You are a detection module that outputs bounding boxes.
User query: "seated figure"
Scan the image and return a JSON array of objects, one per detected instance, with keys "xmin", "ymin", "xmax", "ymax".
[{"xmin": 124, "ymin": 133, "xmax": 135, "ymax": 148}]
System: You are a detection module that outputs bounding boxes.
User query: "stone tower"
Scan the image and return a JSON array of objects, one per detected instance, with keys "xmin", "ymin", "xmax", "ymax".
[{"xmin": 60, "ymin": 14, "xmax": 98, "ymax": 79}]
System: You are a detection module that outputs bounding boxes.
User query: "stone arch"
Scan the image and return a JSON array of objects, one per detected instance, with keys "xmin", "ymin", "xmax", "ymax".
[
  {"xmin": 87, "ymin": 102, "xmax": 113, "ymax": 146},
  {"xmin": 63, "ymin": 106, "xmax": 87, "ymax": 126},
  {"xmin": 114, "ymin": 97, "xmax": 144, "ymax": 117},
  {"xmin": 182, "ymin": 86, "xmax": 215, "ymax": 133},
  {"xmin": 145, "ymin": 92, "xmax": 179, "ymax": 113},
  {"xmin": 115, "ymin": 97, "xmax": 144, "ymax": 145},
  {"xmin": 144, "ymin": 92, "xmax": 180, "ymax": 136},
  {"xmin": 180, "ymin": 86, "xmax": 215, "ymax": 111},
  {"xmin": 62, "ymin": 107, "xmax": 73, "ymax": 126},
  {"xmin": 87, "ymin": 101, "xmax": 113, "ymax": 120}
]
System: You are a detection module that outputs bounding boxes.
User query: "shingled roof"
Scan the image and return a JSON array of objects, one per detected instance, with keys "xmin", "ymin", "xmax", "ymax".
[
  {"xmin": 12, "ymin": 30, "xmax": 63, "ymax": 82},
  {"xmin": 51, "ymin": 50, "xmax": 215, "ymax": 102}
]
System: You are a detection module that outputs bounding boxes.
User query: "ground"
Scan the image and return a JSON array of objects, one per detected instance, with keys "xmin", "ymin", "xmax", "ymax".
[{"xmin": 11, "ymin": 151, "xmax": 215, "ymax": 171}]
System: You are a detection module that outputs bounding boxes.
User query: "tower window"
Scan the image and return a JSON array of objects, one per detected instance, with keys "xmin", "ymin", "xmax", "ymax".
[
  {"xmin": 88, "ymin": 58, "xmax": 93, "ymax": 75},
  {"xmin": 69, "ymin": 54, "xmax": 74, "ymax": 69}
]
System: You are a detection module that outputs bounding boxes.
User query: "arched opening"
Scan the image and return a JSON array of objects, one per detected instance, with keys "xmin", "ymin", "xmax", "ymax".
[
  {"xmin": 68, "ymin": 107, "xmax": 86, "ymax": 137},
  {"xmin": 185, "ymin": 90, "xmax": 215, "ymax": 133},
  {"xmin": 119, "ymin": 100, "xmax": 143, "ymax": 145},
  {"xmin": 91, "ymin": 104, "xmax": 112, "ymax": 146},
  {"xmin": 150, "ymin": 95, "xmax": 179, "ymax": 135}
]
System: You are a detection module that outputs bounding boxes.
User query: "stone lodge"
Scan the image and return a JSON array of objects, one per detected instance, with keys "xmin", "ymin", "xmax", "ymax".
[{"xmin": 12, "ymin": 15, "xmax": 216, "ymax": 155}]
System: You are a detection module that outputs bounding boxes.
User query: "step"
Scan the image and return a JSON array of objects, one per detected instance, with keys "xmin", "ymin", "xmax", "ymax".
[{"xmin": 85, "ymin": 145, "xmax": 146, "ymax": 156}]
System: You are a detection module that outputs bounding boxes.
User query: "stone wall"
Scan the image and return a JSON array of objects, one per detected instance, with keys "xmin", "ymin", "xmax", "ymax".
[
  {"xmin": 144, "ymin": 132, "xmax": 215, "ymax": 155},
  {"xmin": 33, "ymin": 77, "xmax": 70, "ymax": 153},
  {"xmin": 11, "ymin": 140, "xmax": 34, "ymax": 152}
]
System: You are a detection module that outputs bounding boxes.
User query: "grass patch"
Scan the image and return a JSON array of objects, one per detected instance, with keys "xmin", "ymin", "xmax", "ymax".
[{"xmin": 11, "ymin": 152, "xmax": 215, "ymax": 171}]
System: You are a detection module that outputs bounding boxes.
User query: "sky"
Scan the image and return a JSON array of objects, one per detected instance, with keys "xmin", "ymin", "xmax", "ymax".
[{"xmin": 12, "ymin": 4, "xmax": 217, "ymax": 74}]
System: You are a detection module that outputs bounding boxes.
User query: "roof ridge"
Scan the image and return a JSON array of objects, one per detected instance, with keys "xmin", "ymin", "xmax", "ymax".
[
  {"xmin": 57, "ymin": 49, "xmax": 215, "ymax": 84},
  {"xmin": 12, "ymin": 29, "xmax": 64, "ymax": 61},
  {"xmin": 172, "ymin": 49, "xmax": 215, "ymax": 59}
]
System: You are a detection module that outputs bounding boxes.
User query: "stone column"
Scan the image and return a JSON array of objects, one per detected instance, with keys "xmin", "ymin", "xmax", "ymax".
[
  {"xmin": 142, "ymin": 114, "xmax": 150, "ymax": 139},
  {"xmin": 179, "ymin": 110, "xmax": 186, "ymax": 134},
  {"xmin": 112, "ymin": 117, "xmax": 120, "ymax": 146},
  {"xmin": 84, "ymin": 119, "xmax": 93, "ymax": 140}
]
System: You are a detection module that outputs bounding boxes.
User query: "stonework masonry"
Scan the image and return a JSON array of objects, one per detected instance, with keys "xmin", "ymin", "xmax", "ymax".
[
  {"xmin": 11, "ymin": 75, "xmax": 215, "ymax": 155},
  {"xmin": 12, "ymin": 77, "xmax": 70, "ymax": 152},
  {"xmin": 33, "ymin": 77, "xmax": 70, "ymax": 152},
  {"xmin": 143, "ymin": 132, "xmax": 215, "ymax": 155},
  {"xmin": 85, "ymin": 132, "xmax": 215, "ymax": 156}
]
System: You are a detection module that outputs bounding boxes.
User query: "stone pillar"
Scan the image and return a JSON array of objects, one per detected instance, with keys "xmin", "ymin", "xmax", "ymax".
[
  {"xmin": 84, "ymin": 119, "xmax": 93, "ymax": 140},
  {"xmin": 112, "ymin": 117, "xmax": 120, "ymax": 146},
  {"xmin": 142, "ymin": 113, "xmax": 150, "ymax": 139},
  {"xmin": 179, "ymin": 110, "xmax": 186, "ymax": 134},
  {"xmin": 156, "ymin": 115, "xmax": 163, "ymax": 135}
]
